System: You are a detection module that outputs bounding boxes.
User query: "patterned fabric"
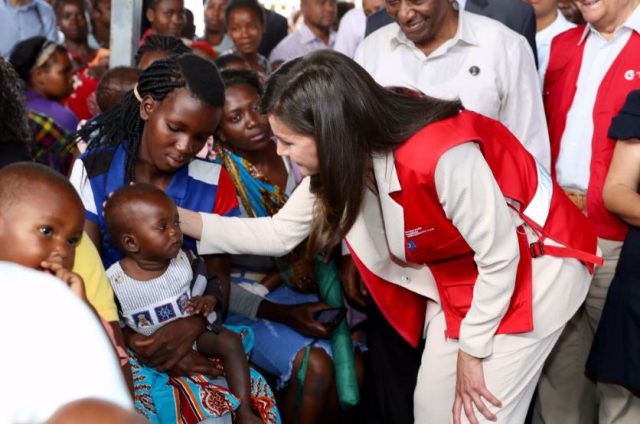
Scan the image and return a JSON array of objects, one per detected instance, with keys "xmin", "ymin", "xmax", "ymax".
[
  {"xmin": 70, "ymin": 143, "xmax": 240, "ymax": 268},
  {"xmin": 131, "ymin": 325, "xmax": 281, "ymax": 424},
  {"xmin": 216, "ymin": 145, "xmax": 316, "ymax": 292},
  {"xmin": 27, "ymin": 110, "xmax": 77, "ymax": 174}
]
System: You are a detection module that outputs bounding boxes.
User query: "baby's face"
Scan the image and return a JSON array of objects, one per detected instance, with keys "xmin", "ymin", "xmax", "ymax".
[
  {"xmin": 0, "ymin": 187, "xmax": 84, "ymax": 271},
  {"xmin": 129, "ymin": 196, "xmax": 183, "ymax": 261}
]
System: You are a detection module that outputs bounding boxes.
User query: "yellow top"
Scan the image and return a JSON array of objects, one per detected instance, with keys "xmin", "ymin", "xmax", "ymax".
[{"xmin": 73, "ymin": 233, "xmax": 119, "ymax": 323}]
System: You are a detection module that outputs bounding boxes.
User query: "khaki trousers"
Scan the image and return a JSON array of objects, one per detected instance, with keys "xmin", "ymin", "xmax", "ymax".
[{"xmin": 533, "ymin": 238, "xmax": 640, "ymax": 424}]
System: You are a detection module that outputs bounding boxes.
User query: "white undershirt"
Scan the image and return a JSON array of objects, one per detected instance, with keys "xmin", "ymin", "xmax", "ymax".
[
  {"xmin": 536, "ymin": 12, "xmax": 575, "ymax": 87},
  {"xmin": 556, "ymin": 6, "xmax": 640, "ymax": 192}
]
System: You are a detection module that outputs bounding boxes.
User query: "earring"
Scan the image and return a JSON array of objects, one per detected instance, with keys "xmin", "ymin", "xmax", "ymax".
[{"xmin": 451, "ymin": 0, "xmax": 459, "ymax": 11}]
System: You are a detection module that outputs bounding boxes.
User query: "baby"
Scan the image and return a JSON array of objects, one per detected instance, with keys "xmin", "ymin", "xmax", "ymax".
[{"xmin": 104, "ymin": 183, "xmax": 262, "ymax": 424}]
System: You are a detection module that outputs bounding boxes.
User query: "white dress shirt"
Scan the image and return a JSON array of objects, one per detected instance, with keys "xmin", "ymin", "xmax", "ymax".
[
  {"xmin": 536, "ymin": 11, "xmax": 575, "ymax": 87},
  {"xmin": 0, "ymin": 262, "xmax": 132, "ymax": 423},
  {"xmin": 354, "ymin": 10, "xmax": 551, "ymax": 171},
  {"xmin": 555, "ymin": 6, "xmax": 640, "ymax": 192},
  {"xmin": 333, "ymin": 7, "xmax": 366, "ymax": 58}
]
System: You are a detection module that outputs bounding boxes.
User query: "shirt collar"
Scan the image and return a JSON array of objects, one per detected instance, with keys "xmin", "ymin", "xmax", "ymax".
[
  {"xmin": 579, "ymin": 4, "xmax": 640, "ymax": 44},
  {"xmin": 391, "ymin": 9, "xmax": 479, "ymax": 53},
  {"xmin": 3, "ymin": 0, "xmax": 37, "ymax": 10},
  {"xmin": 298, "ymin": 22, "xmax": 336, "ymax": 45}
]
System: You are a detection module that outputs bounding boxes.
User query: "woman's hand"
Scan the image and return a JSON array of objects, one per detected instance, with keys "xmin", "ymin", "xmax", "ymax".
[
  {"xmin": 177, "ymin": 207, "xmax": 204, "ymax": 240},
  {"xmin": 186, "ymin": 295, "xmax": 217, "ymax": 315},
  {"xmin": 453, "ymin": 349, "xmax": 502, "ymax": 424},
  {"xmin": 167, "ymin": 350, "xmax": 224, "ymax": 378},
  {"xmin": 258, "ymin": 300, "xmax": 332, "ymax": 339},
  {"xmin": 127, "ymin": 316, "xmax": 205, "ymax": 371}
]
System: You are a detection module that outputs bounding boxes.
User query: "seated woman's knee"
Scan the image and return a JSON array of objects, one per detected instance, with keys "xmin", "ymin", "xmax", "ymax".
[{"xmin": 294, "ymin": 348, "xmax": 334, "ymax": 395}]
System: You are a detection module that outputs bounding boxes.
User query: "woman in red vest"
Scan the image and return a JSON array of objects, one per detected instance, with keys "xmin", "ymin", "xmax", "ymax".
[{"xmin": 178, "ymin": 50, "xmax": 600, "ymax": 423}]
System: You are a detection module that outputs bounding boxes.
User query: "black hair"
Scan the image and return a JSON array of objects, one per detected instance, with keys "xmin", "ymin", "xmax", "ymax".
[
  {"xmin": 9, "ymin": 36, "xmax": 67, "ymax": 83},
  {"xmin": 77, "ymin": 53, "xmax": 225, "ymax": 183},
  {"xmin": 224, "ymin": 0, "xmax": 265, "ymax": 27},
  {"xmin": 104, "ymin": 182, "xmax": 173, "ymax": 252},
  {"xmin": 0, "ymin": 57, "xmax": 32, "ymax": 146},
  {"xmin": 53, "ymin": 0, "xmax": 85, "ymax": 14},
  {"xmin": 220, "ymin": 68, "xmax": 262, "ymax": 94},
  {"xmin": 214, "ymin": 53, "xmax": 247, "ymax": 70},
  {"xmin": 0, "ymin": 162, "xmax": 81, "ymax": 212},
  {"xmin": 135, "ymin": 35, "xmax": 191, "ymax": 66},
  {"xmin": 262, "ymin": 50, "xmax": 462, "ymax": 255},
  {"xmin": 96, "ymin": 66, "xmax": 142, "ymax": 113}
]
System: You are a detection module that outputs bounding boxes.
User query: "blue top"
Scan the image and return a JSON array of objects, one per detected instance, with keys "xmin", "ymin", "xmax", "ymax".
[
  {"xmin": 70, "ymin": 143, "xmax": 240, "ymax": 268},
  {"xmin": 0, "ymin": 0, "xmax": 58, "ymax": 58}
]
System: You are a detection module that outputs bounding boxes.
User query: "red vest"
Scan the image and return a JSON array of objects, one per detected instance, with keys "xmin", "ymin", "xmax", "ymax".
[
  {"xmin": 349, "ymin": 111, "xmax": 600, "ymax": 346},
  {"xmin": 544, "ymin": 25, "xmax": 640, "ymax": 240}
]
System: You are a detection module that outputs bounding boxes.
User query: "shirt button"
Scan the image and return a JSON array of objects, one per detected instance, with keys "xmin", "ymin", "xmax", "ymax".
[{"xmin": 401, "ymin": 275, "xmax": 411, "ymax": 284}]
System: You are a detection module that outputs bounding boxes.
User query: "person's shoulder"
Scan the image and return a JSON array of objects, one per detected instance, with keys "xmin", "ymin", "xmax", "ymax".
[
  {"xmin": 269, "ymin": 30, "xmax": 302, "ymax": 59},
  {"xmin": 465, "ymin": 11, "xmax": 530, "ymax": 51},
  {"xmin": 78, "ymin": 145, "xmax": 117, "ymax": 179},
  {"xmin": 359, "ymin": 22, "xmax": 399, "ymax": 50}
]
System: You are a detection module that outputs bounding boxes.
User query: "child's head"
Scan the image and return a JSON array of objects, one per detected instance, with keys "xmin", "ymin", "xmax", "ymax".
[
  {"xmin": 145, "ymin": 0, "xmax": 186, "ymax": 38},
  {"xmin": 96, "ymin": 66, "xmax": 141, "ymax": 113},
  {"xmin": 54, "ymin": 0, "xmax": 89, "ymax": 44},
  {"xmin": 0, "ymin": 163, "xmax": 84, "ymax": 271},
  {"xmin": 135, "ymin": 34, "xmax": 191, "ymax": 70},
  {"xmin": 79, "ymin": 53, "xmax": 225, "ymax": 182},
  {"xmin": 214, "ymin": 53, "xmax": 250, "ymax": 71},
  {"xmin": 10, "ymin": 36, "xmax": 73, "ymax": 100},
  {"xmin": 104, "ymin": 183, "xmax": 183, "ymax": 261},
  {"xmin": 216, "ymin": 69, "xmax": 270, "ymax": 153},
  {"xmin": 224, "ymin": 0, "xmax": 265, "ymax": 57}
]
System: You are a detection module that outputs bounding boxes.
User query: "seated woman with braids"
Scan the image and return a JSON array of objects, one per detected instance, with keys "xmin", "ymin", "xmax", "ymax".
[
  {"xmin": 70, "ymin": 53, "xmax": 327, "ymax": 423},
  {"xmin": 213, "ymin": 68, "xmax": 361, "ymax": 423}
]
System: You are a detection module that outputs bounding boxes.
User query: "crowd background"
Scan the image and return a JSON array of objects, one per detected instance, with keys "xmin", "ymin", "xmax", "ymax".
[{"xmin": 2, "ymin": 0, "xmax": 640, "ymax": 423}]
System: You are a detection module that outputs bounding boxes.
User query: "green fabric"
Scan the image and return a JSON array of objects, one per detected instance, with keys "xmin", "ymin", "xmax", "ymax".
[
  {"xmin": 316, "ymin": 257, "xmax": 360, "ymax": 408},
  {"xmin": 295, "ymin": 343, "xmax": 313, "ymax": 424}
]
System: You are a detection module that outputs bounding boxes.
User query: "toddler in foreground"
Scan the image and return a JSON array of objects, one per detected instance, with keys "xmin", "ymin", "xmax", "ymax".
[{"xmin": 104, "ymin": 183, "xmax": 262, "ymax": 424}]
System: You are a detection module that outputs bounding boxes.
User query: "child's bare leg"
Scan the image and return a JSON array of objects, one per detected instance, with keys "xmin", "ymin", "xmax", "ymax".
[{"xmin": 197, "ymin": 329, "xmax": 263, "ymax": 423}]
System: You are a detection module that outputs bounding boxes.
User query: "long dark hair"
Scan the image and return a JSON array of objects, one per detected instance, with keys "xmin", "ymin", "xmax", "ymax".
[
  {"xmin": 262, "ymin": 50, "xmax": 462, "ymax": 255},
  {"xmin": 77, "ymin": 53, "xmax": 225, "ymax": 182}
]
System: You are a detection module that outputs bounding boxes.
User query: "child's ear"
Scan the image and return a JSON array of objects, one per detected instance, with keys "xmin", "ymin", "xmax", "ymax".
[
  {"xmin": 30, "ymin": 68, "xmax": 46, "ymax": 91},
  {"xmin": 122, "ymin": 234, "xmax": 140, "ymax": 254},
  {"xmin": 145, "ymin": 7, "xmax": 155, "ymax": 24},
  {"xmin": 139, "ymin": 96, "xmax": 157, "ymax": 121}
]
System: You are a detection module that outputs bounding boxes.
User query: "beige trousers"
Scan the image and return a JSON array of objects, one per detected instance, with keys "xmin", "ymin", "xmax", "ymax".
[
  {"xmin": 533, "ymin": 238, "xmax": 640, "ymax": 424},
  {"xmin": 414, "ymin": 311, "xmax": 563, "ymax": 423}
]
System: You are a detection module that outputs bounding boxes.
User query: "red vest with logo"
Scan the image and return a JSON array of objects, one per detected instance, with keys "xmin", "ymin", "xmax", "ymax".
[
  {"xmin": 348, "ymin": 111, "xmax": 599, "ymax": 346},
  {"xmin": 544, "ymin": 25, "xmax": 640, "ymax": 240}
]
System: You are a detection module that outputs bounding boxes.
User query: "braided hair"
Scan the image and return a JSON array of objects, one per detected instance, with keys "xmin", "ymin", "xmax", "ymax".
[
  {"xmin": 135, "ymin": 35, "xmax": 191, "ymax": 67},
  {"xmin": 77, "ymin": 53, "xmax": 225, "ymax": 183}
]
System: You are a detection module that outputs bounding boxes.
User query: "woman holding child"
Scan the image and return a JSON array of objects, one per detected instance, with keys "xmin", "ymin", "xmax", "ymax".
[
  {"xmin": 178, "ymin": 50, "xmax": 602, "ymax": 423},
  {"xmin": 69, "ymin": 53, "xmax": 288, "ymax": 423}
]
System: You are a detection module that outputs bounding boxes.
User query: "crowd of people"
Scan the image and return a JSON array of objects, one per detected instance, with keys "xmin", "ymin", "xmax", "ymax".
[{"xmin": 1, "ymin": 0, "xmax": 640, "ymax": 423}]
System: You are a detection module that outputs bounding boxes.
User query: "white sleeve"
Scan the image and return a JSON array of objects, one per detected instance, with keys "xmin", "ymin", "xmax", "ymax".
[
  {"xmin": 197, "ymin": 176, "xmax": 315, "ymax": 256},
  {"xmin": 499, "ymin": 35, "xmax": 551, "ymax": 172},
  {"xmin": 434, "ymin": 143, "xmax": 520, "ymax": 358},
  {"xmin": 68, "ymin": 158, "xmax": 98, "ymax": 220}
]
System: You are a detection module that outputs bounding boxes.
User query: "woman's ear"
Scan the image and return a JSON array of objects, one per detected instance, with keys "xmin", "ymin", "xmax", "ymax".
[
  {"xmin": 122, "ymin": 234, "xmax": 140, "ymax": 254},
  {"xmin": 30, "ymin": 67, "xmax": 46, "ymax": 91},
  {"xmin": 139, "ymin": 96, "xmax": 156, "ymax": 121}
]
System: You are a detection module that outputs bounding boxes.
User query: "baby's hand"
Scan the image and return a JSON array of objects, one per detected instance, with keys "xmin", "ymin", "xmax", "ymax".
[
  {"xmin": 40, "ymin": 260, "xmax": 87, "ymax": 301},
  {"xmin": 186, "ymin": 295, "xmax": 217, "ymax": 315}
]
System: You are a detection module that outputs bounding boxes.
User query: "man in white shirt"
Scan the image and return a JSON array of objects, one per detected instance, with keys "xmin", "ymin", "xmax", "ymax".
[
  {"xmin": 269, "ymin": 0, "xmax": 336, "ymax": 69},
  {"xmin": 527, "ymin": 0, "xmax": 575, "ymax": 86},
  {"xmin": 355, "ymin": 1, "xmax": 551, "ymax": 172},
  {"xmin": 0, "ymin": 262, "xmax": 132, "ymax": 423},
  {"xmin": 535, "ymin": 1, "xmax": 640, "ymax": 423}
]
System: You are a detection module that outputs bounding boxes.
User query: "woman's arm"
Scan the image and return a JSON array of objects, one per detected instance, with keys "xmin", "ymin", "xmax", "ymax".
[
  {"xmin": 603, "ymin": 139, "xmax": 640, "ymax": 226},
  {"xmin": 179, "ymin": 177, "xmax": 316, "ymax": 256},
  {"xmin": 435, "ymin": 143, "xmax": 520, "ymax": 358}
]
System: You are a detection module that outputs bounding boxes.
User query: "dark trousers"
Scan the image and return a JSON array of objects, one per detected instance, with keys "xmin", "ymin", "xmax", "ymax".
[{"xmin": 363, "ymin": 300, "xmax": 425, "ymax": 424}]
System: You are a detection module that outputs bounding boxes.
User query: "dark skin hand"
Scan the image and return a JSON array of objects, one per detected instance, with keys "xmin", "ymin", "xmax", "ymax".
[
  {"xmin": 186, "ymin": 294, "xmax": 217, "ymax": 315},
  {"xmin": 257, "ymin": 300, "xmax": 333, "ymax": 339},
  {"xmin": 339, "ymin": 255, "xmax": 368, "ymax": 310},
  {"xmin": 166, "ymin": 350, "xmax": 224, "ymax": 378}
]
